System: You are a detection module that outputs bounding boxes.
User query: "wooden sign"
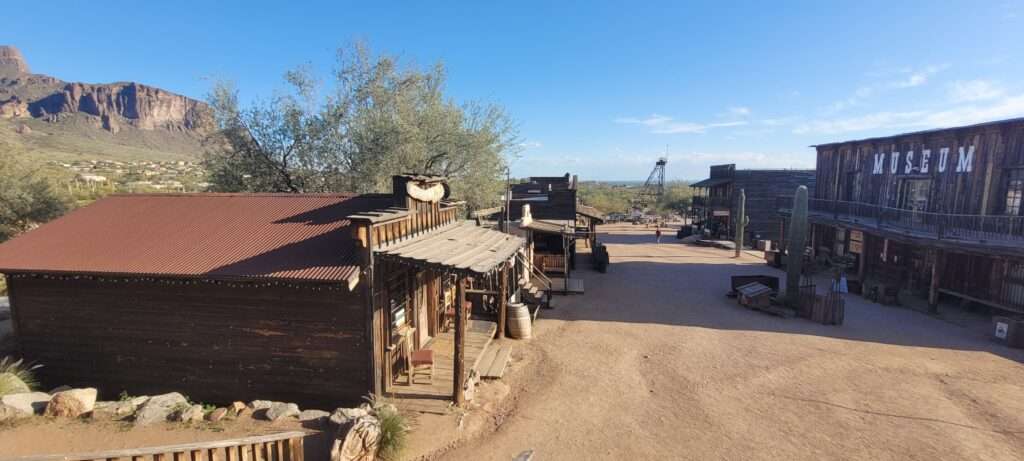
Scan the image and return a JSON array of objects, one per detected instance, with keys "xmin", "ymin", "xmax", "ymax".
[
  {"xmin": 850, "ymin": 230, "xmax": 863, "ymax": 242},
  {"xmin": 713, "ymin": 210, "xmax": 730, "ymax": 217},
  {"xmin": 849, "ymin": 240, "xmax": 863, "ymax": 254}
]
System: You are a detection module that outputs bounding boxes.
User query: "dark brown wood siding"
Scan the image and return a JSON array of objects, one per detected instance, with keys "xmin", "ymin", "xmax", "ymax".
[
  {"xmin": 734, "ymin": 170, "xmax": 816, "ymax": 242},
  {"xmin": 815, "ymin": 121, "xmax": 1024, "ymax": 215},
  {"xmin": 9, "ymin": 275, "xmax": 368, "ymax": 409}
]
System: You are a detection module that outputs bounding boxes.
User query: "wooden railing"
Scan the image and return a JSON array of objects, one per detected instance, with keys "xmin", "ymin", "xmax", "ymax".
[
  {"xmin": 4, "ymin": 431, "xmax": 309, "ymax": 461},
  {"xmin": 777, "ymin": 196, "xmax": 1024, "ymax": 244},
  {"xmin": 517, "ymin": 252, "xmax": 552, "ymax": 308},
  {"xmin": 533, "ymin": 253, "xmax": 566, "ymax": 274},
  {"xmin": 373, "ymin": 206, "xmax": 459, "ymax": 248}
]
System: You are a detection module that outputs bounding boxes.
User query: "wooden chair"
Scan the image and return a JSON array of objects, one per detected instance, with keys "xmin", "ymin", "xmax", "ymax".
[{"xmin": 410, "ymin": 349, "xmax": 434, "ymax": 384}]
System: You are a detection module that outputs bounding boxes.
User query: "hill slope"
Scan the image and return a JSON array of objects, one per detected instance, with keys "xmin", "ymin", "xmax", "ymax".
[{"xmin": 0, "ymin": 45, "xmax": 210, "ymax": 163}]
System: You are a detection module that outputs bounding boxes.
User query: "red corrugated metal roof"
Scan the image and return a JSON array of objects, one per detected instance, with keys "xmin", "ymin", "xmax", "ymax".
[{"xmin": 0, "ymin": 193, "xmax": 392, "ymax": 283}]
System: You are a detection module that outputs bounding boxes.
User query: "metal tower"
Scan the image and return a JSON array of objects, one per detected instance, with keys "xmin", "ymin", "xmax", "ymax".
[{"xmin": 631, "ymin": 157, "xmax": 667, "ymax": 216}]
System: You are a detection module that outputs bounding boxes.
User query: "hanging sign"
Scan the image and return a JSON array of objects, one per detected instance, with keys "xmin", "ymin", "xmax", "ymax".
[
  {"xmin": 850, "ymin": 230, "xmax": 863, "ymax": 242},
  {"xmin": 849, "ymin": 240, "xmax": 863, "ymax": 254}
]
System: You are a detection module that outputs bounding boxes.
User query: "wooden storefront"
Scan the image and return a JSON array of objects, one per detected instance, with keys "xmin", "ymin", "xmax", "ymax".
[{"xmin": 801, "ymin": 117, "xmax": 1024, "ymax": 314}]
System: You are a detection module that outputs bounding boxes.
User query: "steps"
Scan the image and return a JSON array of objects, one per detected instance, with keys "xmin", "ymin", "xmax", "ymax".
[{"xmin": 477, "ymin": 343, "xmax": 514, "ymax": 379}]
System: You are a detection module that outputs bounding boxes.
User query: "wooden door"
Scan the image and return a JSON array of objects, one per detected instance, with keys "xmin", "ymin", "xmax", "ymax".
[{"xmin": 415, "ymin": 272, "xmax": 430, "ymax": 348}]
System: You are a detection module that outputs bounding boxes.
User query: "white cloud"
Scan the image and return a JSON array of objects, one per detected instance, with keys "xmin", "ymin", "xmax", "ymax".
[
  {"xmin": 890, "ymin": 64, "xmax": 949, "ymax": 88},
  {"xmin": 518, "ymin": 141, "xmax": 543, "ymax": 149},
  {"xmin": 948, "ymin": 80, "xmax": 1005, "ymax": 103},
  {"xmin": 793, "ymin": 93, "xmax": 1024, "ymax": 136},
  {"xmin": 726, "ymin": 106, "xmax": 751, "ymax": 117},
  {"xmin": 616, "ymin": 112, "xmax": 748, "ymax": 134}
]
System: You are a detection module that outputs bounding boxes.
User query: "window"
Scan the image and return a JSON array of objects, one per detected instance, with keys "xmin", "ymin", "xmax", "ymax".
[
  {"xmin": 1004, "ymin": 170, "xmax": 1024, "ymax": 216},
  {"xmin": 387, "ymin": 272, "xmax": 409, "ymax": 330}
]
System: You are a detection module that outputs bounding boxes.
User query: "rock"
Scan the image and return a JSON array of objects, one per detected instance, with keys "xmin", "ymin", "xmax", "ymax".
[
  {"xmin": 129, "ymin": 396, "xmax": 150, "ymax": 408},
  {"xmin": 45, "ymin": 388, "xmax": 97, "ymax": 418},
  {"xmin": 1, "ymin": 392, "xmax": 50, "ymax": 415},
  {"xmin": 174, "ymin": 404, "xmax": 205, "ymax": 423},
  {"xmin": 0, "ymin": 372, "xmax": 31, "ymax": 395},
  {"xmin": 230, "ymin": 401, "xmax": 247, "ymax": 414},
  {"xmin": 0, "ymin": 46, "xmax": 30, "ymax": 76},
  {"xmin": 299, "ymin": 409, "xmax": 330, "ymax": 425},
  {"xmin": 331, "ymin": 416, "xmax": 381, "ymax": 461},
  {"xmin": 15, "ymin": 123, "xmax": 30, "ymax": 134},
  {"xmin": 92, "ymin": 401, "xmax": 136, "ymax": 420},
  {"xmin": 329, "ymin": 407, "xmax": 369, "ymax": 428},
  {"xmin": 134, "ymin": 392, "xmax": 188, "ymax": 426},
  {"xmin": 48, "ymin": 385, "xmax": 72, "ymax": 394},
  {"xmin": 0, "ymin": 97, "xmax": 29, "ymax": 119},
  {"xmin": 0, "ymin": 403, "xmax": 30, "ymax": 421},
  {"xmin": 264, "ymin": 402, "xmax": 300, "ymax": 421},
  {"xmin": 249, "ymin": 400, "xmax": 273, "ymax": 410},
  {"xmin": 207, "ymin": 407, "xmax": 228, "ymax": 422}
]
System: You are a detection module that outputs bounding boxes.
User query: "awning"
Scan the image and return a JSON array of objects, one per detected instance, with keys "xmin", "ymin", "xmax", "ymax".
[
  {"xmin": 376, "ymin": 221, "xmax": 525, "ymax": 275},
  {"xmin": 576, "ymin": 205, "xmax": 605, "ymax": 223},
  {"xmin": 522, "ymin": 219, "xmax": 573, "ymax": 235},
  {"xmin": 690, "ymin": 177, "xmax": 733, "ymax": 188}
]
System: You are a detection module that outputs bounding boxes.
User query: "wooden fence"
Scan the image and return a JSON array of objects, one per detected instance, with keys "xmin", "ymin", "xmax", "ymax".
[{"xmin": 3, "ymin": 431, "xmax": 309, "ymax": 461}]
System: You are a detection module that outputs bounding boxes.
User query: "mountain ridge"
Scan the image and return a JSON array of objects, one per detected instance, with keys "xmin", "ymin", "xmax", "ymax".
[{"xmin": 0, "ymin": 45, "xmax": 212, "ymax": 162}]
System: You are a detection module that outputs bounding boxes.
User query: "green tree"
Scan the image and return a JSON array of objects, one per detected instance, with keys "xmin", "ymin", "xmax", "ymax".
[
  {"xmin": 0, "ymin": 152, "xmax": 71, "ymax": 243},
  {"xmin": 203, "ymin": 43, "xmax": 518, "ymax": 210}
]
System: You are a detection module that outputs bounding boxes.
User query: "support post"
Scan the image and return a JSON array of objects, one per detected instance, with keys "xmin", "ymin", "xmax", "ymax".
[
  {"xmin": 929, "ymin": 250, "xmax": 943, "ymax": 313},
  {"xmin": 498, "ymin": 265, "xmax": 508, "ymax": 338},
  {"xmin": 453, "ymin": 276, "xmax": 467, "ymax": 407},
  {"xmin": 735, "ymin": 189, "xmax": 746, "ymax": 258}
]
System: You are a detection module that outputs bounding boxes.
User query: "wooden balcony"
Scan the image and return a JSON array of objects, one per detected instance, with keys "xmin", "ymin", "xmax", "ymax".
[
  {"xmin": 777, "ymin": 197, "xmax": 1024, "ymax": 248},
  {"xmin": 692, "ymin": 196, "xmax": 732, "ymax": 209}
]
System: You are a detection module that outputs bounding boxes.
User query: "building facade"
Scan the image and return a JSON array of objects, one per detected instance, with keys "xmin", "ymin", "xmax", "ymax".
[
  {"xmin": 799, "ymin": 117, "xmax": 1024, "ymax": 313},
  {"xmin": 691, "ymin": 164, "xmax": 816, "ymax": 243}
]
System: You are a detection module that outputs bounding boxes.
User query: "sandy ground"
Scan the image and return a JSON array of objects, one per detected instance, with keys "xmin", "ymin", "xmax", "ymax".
[{"xmin": 429, "ymin": 223, "xmax": 1024, "ymax": 460}]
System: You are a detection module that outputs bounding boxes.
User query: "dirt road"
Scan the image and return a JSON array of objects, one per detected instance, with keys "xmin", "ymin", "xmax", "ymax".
[{"xmin": 443, "ymin": 223, "xmax": 1024, "ymax": 460}]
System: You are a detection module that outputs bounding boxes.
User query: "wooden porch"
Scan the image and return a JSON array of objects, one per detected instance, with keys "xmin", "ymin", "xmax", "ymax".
[{"xmin": 389, "ymin": 320, "xmax": 500, "ymax": 414}]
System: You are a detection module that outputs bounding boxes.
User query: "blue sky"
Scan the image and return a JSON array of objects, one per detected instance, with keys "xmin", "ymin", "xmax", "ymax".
[{"xmin": 4, "ymin": 1, "xmax": 1023, "ymax": 180}]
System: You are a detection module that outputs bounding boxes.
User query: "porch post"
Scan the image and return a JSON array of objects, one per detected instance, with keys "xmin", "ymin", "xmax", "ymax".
[
  {"xmin": 453, "ymin": 275, "xmax": 467, "ymax": 406},
  {"xmin": 929, "ymin": 249, "xmax": 943, "ymax": 313},
  {"xmin": 498, "ymin": 264, "xmax": 508, "ymax": 338}
]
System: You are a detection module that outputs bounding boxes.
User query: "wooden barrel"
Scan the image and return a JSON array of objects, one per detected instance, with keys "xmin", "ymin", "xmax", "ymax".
[{"xmin": 507, "ymin": 302, "xmax": 532, "ymax": 339}]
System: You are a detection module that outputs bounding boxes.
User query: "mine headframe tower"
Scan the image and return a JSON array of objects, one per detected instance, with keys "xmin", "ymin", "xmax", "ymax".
[{"xmin": 630, "ymin": 157, "xmax": 667, "ymax": 218}]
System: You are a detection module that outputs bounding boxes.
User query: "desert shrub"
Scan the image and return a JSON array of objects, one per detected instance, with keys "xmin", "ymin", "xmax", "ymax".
[
  {"xmin": 365, "ymin": 395, "xmax": 409, "ymax": 461},
  {"xmin": 0, "ymin": 356, "xmax": 41, "ymax": 396}
]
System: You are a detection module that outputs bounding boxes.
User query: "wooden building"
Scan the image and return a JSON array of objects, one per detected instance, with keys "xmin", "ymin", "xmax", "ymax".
[
  {"xmin": 0, "ymin": 175, "xmax": 525, "ymax": 409},
  {"xmin": 490, "ymin": 173, "xmax": 602, "ymax": 293},
  {"xmin": 790, "ymin": 117, "xmax": 1024, "ymax": 314},
  {"xmin": 691, "ymin": 164, "xmax": 816, "ymax": 243}
]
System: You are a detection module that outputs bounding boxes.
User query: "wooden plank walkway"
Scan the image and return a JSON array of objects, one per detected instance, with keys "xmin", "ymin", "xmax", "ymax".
[
  {"xmin": 390, "ymin": 320, "xmax": 497, "ymax": 414},
  {"xmin": 478, "ymin": 342, "xmax": 514, "ymax": 379}
]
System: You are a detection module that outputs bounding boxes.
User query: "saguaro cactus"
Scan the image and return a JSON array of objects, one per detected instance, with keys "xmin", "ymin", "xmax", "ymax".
[
  {"xmin": 785, "ymin": 185, "xmax": 809, "ymax": 307},
  {"xmin": 734, "ymin": 189, "xmax": 746, "ymax": 258}
]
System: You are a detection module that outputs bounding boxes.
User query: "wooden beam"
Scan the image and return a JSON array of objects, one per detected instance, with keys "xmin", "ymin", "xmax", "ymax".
[
  {"xmin": 453, "ymin": 277, "xmax": 467, "ymax": 407},
  {"xmin": 929, "ymin": 249, "xmax": 943, "ymax": 313},
  {"xmin": 498, "ymin": 265, "xmax": 508, "ymax": 338}
]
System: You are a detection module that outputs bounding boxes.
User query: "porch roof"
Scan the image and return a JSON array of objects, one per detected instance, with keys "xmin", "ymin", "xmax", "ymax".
[
  {"xmin": 690, "ymin": 177, "xmax": 732, "ymax": 188},
  {"xmin": 376, "ymin": 221, "xmax": 525, "ymax": 275}
]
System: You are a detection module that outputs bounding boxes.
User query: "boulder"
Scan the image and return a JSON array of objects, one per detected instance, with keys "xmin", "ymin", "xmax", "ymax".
[
  {"xmin": 207, "ymin": 407, "xmax": 229, "ymax": 422},
  {"xmin": 299, "ymin": 409, "xmax": 331, "ymax": 426},
  {"xmin": 0, "ymin": 372, "xmax": 31, "ymax": 395},
  {"xmin": 329, "ymin": 407, "xmax": 369, "ymax": 428},
  {"xmin": 134, "ymin": 392, "xmax": 188, "ymax": 426},
  {"xmin": 1, "ymin": 392, "xmax": 50, "ymax": 415},
  {"xmin": 92, "ymin": 401, "xmax": 136, "ymax": 420},
  {"xmin": 265, "ymin": 402, "xmax": 300, "ymax": 421},
  {"xmin": 331, "ymin": 416, "xmax": 381, "ymax": 461},
  {"xmin": 175, "ymin": 404, "xmax": 205, "ymax": 423},
  {"xmin": 0, "ymin": 403, "xmax": 30, "ymax": 421},
  {"xmin": 230, "ymin": 401, "xmax": 247, "ymax": 414},
  {"xmin": 130, "ymin": 396, "xmax": 150, "ymax": 408},
  {"xmin": 45, "ymin": 388, "xmax": 97, "ymax": 418},
  {"xmin": 249, "ymin": 400, "xmax": 273, "ymax": 410}
]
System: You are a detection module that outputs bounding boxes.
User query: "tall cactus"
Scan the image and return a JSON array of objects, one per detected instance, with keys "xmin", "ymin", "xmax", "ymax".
[
  {"xmin": 785, "ymin": 186, "xmax": 809, "ymax": 307},
  {"xmin": 734, "ymin": 189, "xmax": 746, "ymax": 258}
]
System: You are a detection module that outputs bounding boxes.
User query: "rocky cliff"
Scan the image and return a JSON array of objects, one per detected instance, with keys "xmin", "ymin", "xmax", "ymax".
[{"xmin": 0, "ymin": 45, "xmax": 211, "ymax": 136}]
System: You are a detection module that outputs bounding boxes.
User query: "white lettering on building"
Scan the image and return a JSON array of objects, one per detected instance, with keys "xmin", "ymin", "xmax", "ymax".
[
  {"xmin": 872, "ymin": 152, "xmax": 886, "ymax": 174},
  {"xmin": 938, "ymin": 147, "xmax": 950, "ymax": 173},
  {"xmin": 904, "ymin": 150, "xmax": 914, "ymax": 174},
  {"xmin": 921, "ymin": 149, "xmax": 931, "ymax": 173},
  {"xmin": 956, "ymin": 145, "xmax": 975, "ymax": 172},
  {"xmin": 890, "ymin": 151, "xmax": 900, "ymax": 174}
]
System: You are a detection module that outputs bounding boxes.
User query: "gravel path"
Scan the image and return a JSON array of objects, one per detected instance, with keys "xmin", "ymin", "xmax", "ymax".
[{"xmin": 443, "ymin": 223, "xmax": 1024, "ymax": 460}]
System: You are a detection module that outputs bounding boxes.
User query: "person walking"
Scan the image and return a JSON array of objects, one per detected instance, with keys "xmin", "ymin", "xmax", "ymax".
[{"xmin": 655, "ymin": 226, "xmax": 662, "ymax": 243}]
